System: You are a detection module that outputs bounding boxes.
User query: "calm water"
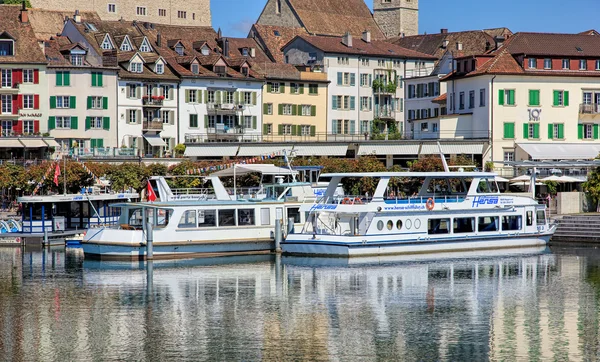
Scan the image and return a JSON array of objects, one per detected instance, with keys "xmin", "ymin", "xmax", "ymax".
[{"xmin": 1, "ymin": 245, "xmax": 600, "ymax": 361}]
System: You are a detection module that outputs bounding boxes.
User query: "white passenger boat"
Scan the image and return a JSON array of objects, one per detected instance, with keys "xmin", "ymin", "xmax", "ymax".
[
  {"xmin": 82, "ymin": 166, "xmax": 316, "ymax": 260},
  {"xmin": 283, "ymin": 171, "xmax": 557, "ymax": 257}
]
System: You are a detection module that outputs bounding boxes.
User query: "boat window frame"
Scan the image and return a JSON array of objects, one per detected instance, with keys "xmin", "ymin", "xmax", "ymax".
[
  {"xmin": 260, "ymin": 208, "xmax": 270, "ymax": 226},
  {"xmin": 238, "ymin": 208, "xmax": 256, "ymax": 226},
  {"xmin": 453, "ymin": 217, "xmax": 475, "ymax": 233},
  {"xmin": 536, "ymin": 210, "xmax": 546, "ymax": 225},
  {"xmin": 218, "ymin": 209, "xmax": 237, "ymax": 227},
  {"xmin": 198, "ymin": 209, "xmax": 217, "ymax": 228},
  {"xmin": 428, "ymin": 218, "xmax": 450, "ymax": 234},
  {"xmin": 377, "ymin": 220, "xmax": 384, "ymax": 231},
  {"xmin": 526, "ymin": 211, "xmax": 533, "ymax": 226},
  {"xmin": 502, "ymin": 215, "xmax": 522, "ymax": 231},
  {"xmin": 477, "ymin": 216, "xmax": 499, "ymax": 232},
  {"xmin": 154, "ymin": 208, "xmax": 173, "ymax": 229},
  {"xmin": 286, "ymin": 206, "xmax": 301, "ymax": 223},
  {"xmin": 178, "ymin": 209, "xmax": 197, "ymax": 229},
  {"xmin": 476, "ymin": 178, "xmax": 499, "ymax": 194}
]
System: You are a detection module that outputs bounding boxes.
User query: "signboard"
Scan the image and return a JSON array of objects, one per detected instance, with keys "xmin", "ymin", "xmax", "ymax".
[{"xmin": 528, "ymin": 109, "xmax": 541, "ymax": 122}]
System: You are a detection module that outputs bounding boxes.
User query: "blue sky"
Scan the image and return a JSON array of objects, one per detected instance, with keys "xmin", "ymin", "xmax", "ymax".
[{"xmin": 211, "ymin": 0, "xmax": 600, "ymax": 38}]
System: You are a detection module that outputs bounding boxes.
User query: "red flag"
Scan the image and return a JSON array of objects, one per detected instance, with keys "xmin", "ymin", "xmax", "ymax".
[
  {"xmin": 53, "ymin": 163, "xmax": 60, "ymax": 186},
  {"xmin": 147, "ymin": 180, "xmax": 157, "ymax": 202}
]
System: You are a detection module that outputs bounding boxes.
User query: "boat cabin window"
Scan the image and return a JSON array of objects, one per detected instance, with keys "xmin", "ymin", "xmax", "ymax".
[
  {"xmin": 22, "ymin": 203, "xmax": 51, "ymax": 221},
  {"xmin": 260, "ymin": 208, "xmax": 270, "ymax": 225},
  {"xmin": 453, "ymin": 217, "xmax": 475, "ymax": 233},
  {"xmin": 198, "ymin": 210, "xmax": 216, "ymax": 227},
  {"xmin": 428, "ymin": 218, "xmax": 450, "ymax": 234},
  {"xmin": 526, "ymin": 211, "xmax": 533, "ymax": 226},
  {"xmin": 238, "ymin": 209, "xmax": 255, "ymax": 226},
  {"xmin": 287, "ymin": 207, "xmax": 301, "ymax": 223},
  {"xmin": 155, "ymin": 209, "xmax": 173, "ymax": 228},
  {"xmin": 448, "ymin": 178, "xmax": 467, "ymax": 194},
  {"xmin": 127, "ymin": 208, "xmax": 144, "ymax": 227},
  {"xmin": 478, "ymin": 216, "xmax": 499, "ymax": 232},
  {"xmin": 178, "ymin": 210, "xmax": 197, "ymax": 228},
  {"xmin": 426, "ymin": 178, "xmax": 450, "ymax": 195},
  {"xmin": 219, "ymin": 209, "xmax": 236, "ymax": 226},
  {"xmin": 377, "ymin": 220, "xmax": 384, "ymax": 231},
  {"xmin": 476, "ymin": 178, "xmax": 499, "ymax": 193},
  {"xmin": 502, "ymin": 215, "xmax": 522, "ymax": 231},
  {"xmin": 536, "ymin": 210, "xmax": 546, "ymax": 225}
]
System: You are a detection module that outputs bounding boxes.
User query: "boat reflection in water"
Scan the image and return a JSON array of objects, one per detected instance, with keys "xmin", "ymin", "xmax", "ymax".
[{"xmin": 2, "ymin": 245, "xmax": 599, "ymax": 361}]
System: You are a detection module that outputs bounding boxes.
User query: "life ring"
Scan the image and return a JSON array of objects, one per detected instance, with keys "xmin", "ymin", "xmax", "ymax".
[
  {"xmin": 426, "ymin": 198, "xmax": 435, "ymax": 211},
  {"xmin": 354, "ymin": 197, "xmax": 363, "ymax": 204},
  {"xmin": 342, "ymin": 197, "xmax": 352, "ymax": 205},
  {"xmin": 15, "ymin": 237, "xmax": 21, "ymax": 243}
]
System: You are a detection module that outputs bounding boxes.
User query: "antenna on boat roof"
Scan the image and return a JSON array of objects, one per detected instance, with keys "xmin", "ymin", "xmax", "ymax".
[{"xmin": 436, "ymin": 142, "xmax": 450, "ymax": 173}]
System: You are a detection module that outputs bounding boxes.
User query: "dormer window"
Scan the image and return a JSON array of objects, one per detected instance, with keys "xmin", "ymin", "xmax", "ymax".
[
  {"xmin": 139, "ymin": 37, "xmax": 152, "ymax": 52},
  {"xmin": 155, "ymin": 63, "xmax": 164, "ymax": 74},
  {"xmin": 191, "ymin": 63, "xmax": 199, "ymax": 74},
  {"xmin": 129, "ymin": 62, "xmax": 143, "ymax": 73},
  {"xmin": 528, "ymin": 58, "xmax": 536, "ymax": 69},
  {"xmin": 71, "ymin": 54, "xmax": 84, "ymax": 66},
  {"xmin": 580, "ymin": 59, "xmax": 587, "ymax": 70},
  {"xmin": 241, "ymin": 66, "xmax": 249, "ymax": 76},
  {"xmin": 214, "ymin": 65, "xmax": 226, "ymax": 75},
  {"xmin": 242, "ymin": 48, "xmax": 249, "ymax": 56},
  {"xmin": 100, "ymin": 34, "xmax": 113, "ymax": 50},
  {"xmin": 120, "ymin": 36, "xmax": 132, "ymax": 51},
  {"xmin": 562, "ymin": 59, "xmax": 570, "ymax": 69},
  {"xmin": 543, "ymin": 58, "xmax": 552, "ymax": 69},
  {"xmin": 201, "ymin": 45, "xmax": 210, "ymax": 56},
  {"xmin": 0, "ymin": 39, "xmax": 14, "ymax": 56},
  {"xmin": 175, "ymin": 44, "xmax": 184, "ymax": 56}
]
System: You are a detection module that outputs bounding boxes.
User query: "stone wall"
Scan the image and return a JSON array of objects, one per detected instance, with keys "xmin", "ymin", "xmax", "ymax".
[
  {"xmin": 373, "ymin": 0, "xmax": 419, "ymax": 38},
  {"xmin": 256, "ymin": 0, "xmax": 302, "ymax": 28}
]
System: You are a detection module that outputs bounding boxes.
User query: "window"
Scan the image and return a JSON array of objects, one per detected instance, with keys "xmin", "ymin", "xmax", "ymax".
[
  {"xmin": 136, "ymin": 6, "xmax": 146, "ymax": 16},
  {"xmin": 360, "ymin": 120, "xmax": 370, "ymax": 133},
  {"xmin": 287, "ymin": 207, "xmax": 301, "ymax": 223},
  {"xmin": 275, "ymin": 0, "xmax": 281, "ymax": 14},
  {"xmin": 528, "ymin": 58, "xmax": 536, "ymax": 68},
  {"xmin": 128, "ymin": 109, "xmax": 137, "ymax": 123},
  {"xmin": 242, "ymin": 115, "xmax": 252, "ymax": 128},
  {"xmin": 432, "ymin": 123, "xmax": 438, "ymax": 132},
  {"xmin": 191, "ymin": 63, "xmax": 199, "ymax": 74},
  {"xmin": 527, "ymin": 123, "xmax": 539, "ymax": 139},
  {"xmin": 0, "ymin": 69, "xmax": 11, "ymax": 88},
  {"xmin": 241, "ymin": 48, "xmax": 249, "ymax": 57},
  {"xmin": 421, "ymin": 122, "xmax": 428, "ymax": 132},
  {"xmin": 129, "ymin": 62, "xmax": 143, "ymax": 73},
  {"xmin": 162, "ymin": 110, "xmax": 170, "ymax": 124},
  {"xmin": 128, "ymin": 84, "xmax": 137, "ymax": 98},
  {"xmin": 536, "ymin": 210, "xmax": 546, "ymax": 225},
  {"xmin": 0, "ymin": 40, "xmax": 14, "ymax": 56},
  {"xmin": 207, "ymin": 90, "xmax": 215, "ymax": 103},
  {"xmin": 526, "ymin": 211, "xmax": 533, "ymax": 226},
  {"xmin": 553, "ymin": 90, "xmax": 569, "ymax": 106},
  {"xmin": 468, "ymin": 90, "xmax": 475, "ymax": 109},
  {"xmin": 337, "ymin": 72, "xmax": 354, "ymax": 86},
  {"xmin": 544, "ymin": 58, "xmax": 552, "ymax": 69},
  {"xmin": 300, "ymin": 125, "xmax": 311, "ymax": 136},
  {"xmin": 478, "ymin": 216, "xmax": 499, "ymax": 232},
  {"xmin": 207, "ymin": 115, "xmax": 216, "ymax": 128},
  {"xmin": 552, "ymin": 123, "xmax": 564, "ymax": 139},
  {"xmin": 56, "ymin": 96, "xmax": 70, "ymax": 108},
  {"xmin": 108, "ymin": 3, "xmax": 116, "ymax": 12},
  {"xmin": 198, "ymin": 210, "xmax": 216, "ymax": 227},
  {"xmin": 22, "ymin": 120, "xmax": 34, "ymax": 135},
  {"xmin": 596, "ymin": 60, "xmax": 600, "ymax": 70},
  {"xmin": 158, "ymin": 9, "xmax": 166, "ymax": 17},
  {"xmin": 22, "ymin": 95, "xmax": 33, "ymax": 109},
  {"xmin": 1, "ymin": 95, "xmax": 11, "ymax": 114},
  {"xmin": 214, "ymin": 65, "xmax": 226, "ymax": 74},
  {"xmin": 243, "ymin": 92, "xmax": 252, "ymax": 105},
  {"xmin": 499, "ymin": 89, "xmax": 515, "ymax": 105},
  {"xmin": 337, "ymin": 57, "xmax": 349, "ymax": 65},
  {"xmin": 562, "ymin": 59, "xmax": 570, "ymax": 69},
  {"xmin": 189, "ymin": 114, "xmax": 198, "ymax": 128},
  {"xmin": 178, "ymin": 210, "xmax": 196, "ymax": 228},
  {"xmin": 504, "ymin": 151, "xmax": 514, "ymax": 162},
  {"xmin": 161, "ymin": 85, "xmax": 172, "ymax": 100},
  {"xmin": 139, "ymin": 38, "xmax": 151, "ymax": 52},
  {"xmin": 360, "ymin": 96, "xmax": 371, "ymax": 111},
  {"xmin": 177, "ymin": 11, "xmax": 187, "ymax": 19},
  {"xmin": 89, "ymin": 116, "xmax": 103, "ymax": 129},
  {"xmin": 272, "ymin": 82, "xmax": 280, "ymax": 93},
  {"xmin": 1, "ymin": 120, "xmax": 12, "ymax": 136},
  {"xmin": 377, "ymin": 59, "xmax": 385, "ymax": 67},
  {"xmin": 580, "ymin": 59, "xmax": 587, "ymax": 70},
  {"xmin": 290, "ymin": 83, "xmax": 300, "ymax": 94},
  {"xmin": 528, "ymin": 89, "xmax": 540, "ymax": 106},
  {"xmin": 56, "ymin": 71, "xmax": 71, "ymax": 86},
  {"xmin": 479, "ymin": 88, "xmax": 485, "ymax": 106},
  {"xmin": 238, "ymin": 209, "xmax": 255, "ymax": 226},
  {"xmin": 428, "ymin": 218, "xmax": 450, "ymax": 234},
  {"xmin": 459, "ymin": 92, "xmax": 464, "ymax": 110},
  {"xmin": 360, "ymin": 74, "xmax": 369, "ymax": 87},
  {"xmin": 361, "ymin": 58, "xmax": 369, "ymax": 66},
  {"xmin": 225, "ymin": 91, "xmax": 234, "ymax": 104},
  {"xmin": 120, "ymin": 38, "xmax": 132, "ymax": 51},
  {"xmin": 301, "ymin": 104, "xmax": 311, "ymax": 116},
  {"xmin": 219, "ymin": 209, "xmax": 236, "ymax": 226},
  {"xmin": 155, "ymin": 63, "xmax": 164, "ymax": 74},
  {"xmin": 308, "ymin": 84, "xmax": 318, "ymax": 95},
  {"xmin": 91, "ymin": 71, "xmax": 103, "ymax": 87},
  {"xmin": 56, "ymin": 116, "xmax": 71, "ymax": 129},
  {"xmin": 282, "ymin": 104, "xmax": 292, "ymax": 115},
  {"xmin": 453, "ymin": 217, "xmax": 475, "ymax": 233},
  {"xmin": 23, "ymin": 69, "xmax": 34, "ymax": 83},
  {"xmin": 264, "ymin": 123, "xmax": 272, "ymax": 135},
  {"xmin": 583, "ymin": 92, "xmax": 593, "ymax": 105},
  {"xmin": 583, "ymin": 123, "xmax": 594, "ymax": 139},
  {"xmin": 188, "ymin": 90, "xmax": 197, "ymax": 103}
]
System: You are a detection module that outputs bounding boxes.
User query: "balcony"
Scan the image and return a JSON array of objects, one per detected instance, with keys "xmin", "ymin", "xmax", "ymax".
[
  {"xmin": 374, "ymin": 105, "xmax": 396, "ymax": 119},
  {"xmin": 0, "ymin": 84, "xmax": 19, "ymax": 94},
  {"xmin": 142, "ymin": 97, "xmax": 164, "ymax": 107},
  {"xmin": 207, "ymin": 103, "xmax": 244, "ymax": 115},
  {"xmin": 580, "ymin": 103, "xmax": 600, "ymax": 115},
  {"xmin": 143, "ymin": 119, "xmax": 163, "ymax": 131}
]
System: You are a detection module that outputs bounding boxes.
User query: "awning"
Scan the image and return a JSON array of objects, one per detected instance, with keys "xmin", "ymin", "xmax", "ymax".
[
  {"xmin": 357, "ymin": 144, "xmax": 419, "ymax": 155},
  {"xmin": 143, "ymin": 135, "xmax": 167, "ymax": 147},
  {"xmin": 210, "ymin": 164, "xmax": 297, "ymax": 177},
  {"xmin": 184, "ymin": 145, "xmax": 239, "ymax": 157},
  {"xmin": 237, "ymin": 145, "xmax": 289, "ymax": 157},
  {"xmin": 517, "ymin": 143, "xmax": 600, "ymax": 160},
  {"xmin": 292, "ymin": 144, "xmax": 348, "ymax": 156},
  {"xmin": 20, "ymin": 139, "xmax": 48, "ymax": 148},
  {"xmin": 43, "ymin": 139, "xmax": 60, "ymax": 148},
  {"xmin": 0, "ymin": 139, "xmax": 24, "ymax": 148},
  {"xmin": 420, "ymin": 143, "xmax": 485, "ymax": 155}
]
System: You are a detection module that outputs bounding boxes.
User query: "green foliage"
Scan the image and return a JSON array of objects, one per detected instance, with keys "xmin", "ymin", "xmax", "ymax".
[
  {"xmin": 583, "ymin": 167, "xmax": 600, "ymax": 206},
  {"xmin": 484, "ymin": 161, "xmax": 495, "ymax": 172},
  {"xmin": 2, "ymin": 0, "xmax": 32, "ymax": 7},
  {"xmin": 106, "ymin": 163, "xmax": 148, "ymax": 192},
  {"xmin": 544, "ymin": 180, "xmax": 559, "ymax": 196},
  {"xmin": 174, "ymin": 144, "xmax": 186, "ymax": 157},
  {"xmin": 146, "ymin": 163, "xmax": 168, "ymax": 176}
]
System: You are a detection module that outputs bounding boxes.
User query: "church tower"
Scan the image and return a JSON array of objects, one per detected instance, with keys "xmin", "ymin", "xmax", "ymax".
[{"xmin": 373, "ymin": 0, "xmax": 419, "ymax": 38}]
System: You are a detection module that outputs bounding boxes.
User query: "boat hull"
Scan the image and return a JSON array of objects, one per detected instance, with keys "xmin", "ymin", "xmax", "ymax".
[{"xmin": 282, "ymin": 233, "xmax": 553, "ymax": 257}]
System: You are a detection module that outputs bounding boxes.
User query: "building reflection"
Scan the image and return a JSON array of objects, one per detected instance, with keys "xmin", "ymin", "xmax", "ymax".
[{"xmin": 1, "ymin": 246, "xmax": 600, "ymax": 360}]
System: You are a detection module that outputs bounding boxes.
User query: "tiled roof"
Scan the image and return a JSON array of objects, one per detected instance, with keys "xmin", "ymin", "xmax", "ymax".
[
  {"xmin": 432, "ymin": 93, "xmax": 447, "ymax": 103},
  {"xmin": 501, "ymin": 32, "xmax": 600, "ymax": 57},
  {"xmin": 226, "ymin": 37, "xmax": 272, "ymax": 64},
  {"xmin": 44, "ymin": 37, "xmax": 71, "ymax": 66},
  {"xmin": 288, "ymin": 35, "xmax": 436, "ymax": 59},
  {"xmin": 251, "ymin": 24, "xmax": 308, "ymax": 63},
  {"xmin": 483, "ymin": 28, "xmax": 513, "ymax": 39},
  {"xmin": 287, "ymin": 0, "xmax": 384, "ymax": 39},
  {"xmin": 28, "ymin": 9, "xmax": 100, "ymax": 40},
  {"xmin": 0, "ymin": 6, "xmax": 46, "ymax": 64}
]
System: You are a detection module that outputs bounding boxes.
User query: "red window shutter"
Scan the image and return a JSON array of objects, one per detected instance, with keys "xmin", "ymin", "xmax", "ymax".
[
  {"xmin": 12, "ymin": 95, "xmax": 18, "ymax": 114},
  {"xmin": 33, "ymin": 120, "xmax": 39, "ymax": 133},
  {"xmin": 13, "ymin": 69, "xmax": 22, "ymax": 87},
  {"xmin": 34, "ymin": 94, "xmax": 39, "ymax": 109},
  {"xmin": 33, "ymin": 69, "xmax": 39, "ymax": 84},
  {"xmin": 13, "ymin": 120, "xmax": 22, "ymax": 135}
]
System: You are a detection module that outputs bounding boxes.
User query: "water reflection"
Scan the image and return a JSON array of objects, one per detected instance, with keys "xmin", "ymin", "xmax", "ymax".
[{"xmin": 1, "ymin": 245, "xmax": 599, "ymax": 361}]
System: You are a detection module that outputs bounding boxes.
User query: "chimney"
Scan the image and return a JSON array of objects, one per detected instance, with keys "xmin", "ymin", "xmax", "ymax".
[
  {"xmin": 456, "ymin": 42, "xmax": 463, "ymax": 51},
  {"xmin": 217, "ymin": 28, "xmax": 222, "ymax": 39},
  {"xmin": 485, "ymin": 41, "xmax": 491, "ymax": 51},
  {"xmin": 250, "ymin": 47, "xmax": 256, "ymax": 58},
  {"xmin": 342, "ymin": 31, "xmax": 352, "ymax": 48},
  {"xmin": 156, "ymin": 32, "xmax": 161, "ymax": 47},
  {"xmin": 494, "ymin": 36, "xmax": 505, "ymax": 50},
  {"xmin": 20, "ymin": 1, "xmax": 28, "ymax": 23},
  {"xmin": 440, "ymin": 28, "xmax": 448, "ymax": 34},
  {"xmin": 442, "ymin": 39, "xmax": 449, "ymax": 49},
  {"xmin": 223, "ymin": 38, "xmax": 229, "ymax": 57},
  {"xmin": 74, "ymin": 10, "xmax": 81, "ymax": 24},
  {"xmin": 362, "ymin": 30, "xmax": 371, "ymax": 43}
]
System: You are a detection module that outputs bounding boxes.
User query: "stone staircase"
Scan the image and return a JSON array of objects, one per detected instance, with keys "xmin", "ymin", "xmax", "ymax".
[{"xmin": 551, "ymin": 214, "xmax": 600, "ymax": 243}]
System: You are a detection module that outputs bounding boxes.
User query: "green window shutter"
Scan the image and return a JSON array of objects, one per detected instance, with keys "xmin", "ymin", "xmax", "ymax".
[
  {"xmin": 70, "ymin": 96, "xmax": 76, "ymax": 109},
  {"xmin": 185, "ymin": 90, "xmax": 190, "ymax": 103},
  {"xmin": 558, "ymin": 124, "xmax": 564, "ymax": 139},
  {"xmin": 55, "ymin": 72, "xmax": 62, "ymax": 86},
  {"xmin": 71, "ymin": 116, "xmax": 78, "ymax": 129},
  {"xmin": 91, "ymin": 73, "xmax": 97, "ymax": 87},
  {"xmin": 50, "ymin": 96, "xmax": 56, "ymax": 109},
  {"xmin": 263, "ymin": 103, "xmax": 269, "ymax": 114},
  {"xmin": 498, "ymin": 89, "xmax": 504, "ymax": 105},
  {"xmin": 350, "ymin": 73, "xmax": 355, "ymax": 86},
  {"xmin": 578, "ymin": 124, "xmax": 584, "ymax": 139},
  {"xmin": 252, "ymin": 92, "xmax": 257, "ymax": 105},
  {"xmin": 103, "ymin": 117, "xmax": 110, "ymax": 130},
  {"xmin": 503, "ymin": 122, "xmax": 514, "ymax": 138},
  {"xmin": 85, "ymin": 117, "xmax": 90, "ymax": 130},
  {"xmin": 215, "ymin": 91, "xmax": 221, "ymax": 104},
  {"xmin": 292, "ymin": 104, "xmax": 297, "ymax": 116},
  {"xmin": 103, "ymin": 97, "xmax": 108, "ymax": 109},
  {"xmin": 311, "ymin": 105, "xmax": 316, "ymax": 116},
  {"xmin": 87, "ymin": 96, "xmax": 92, "ymax": 109},
  {"xmin": 90, "ymin": 139, "xmax": 96, "ymax": 149},
  {"xmin": 291, "ymin": 125, "xmax": 297, "ymax": 136},
  {"xmin": 203, "ymin": 90, "xmax": 207, "ymax": 103},
  {"xmin": 595, "ymin": 124, "xmax": 599, "ymax": 140},
  {"xmin": 332, "ymin": 119, "xmax": 338, "ymax": 134},
  {"xmin": 332, "ymin": 96, "xmax": 337, "ymax": 110},
  {"xmin": 278, "ymin": 104, "xmax": 283, "ymax": 115},
  {"xmin": 299, "ymin": 84, "xmax": 304, "ymax": 94},
  {"xmin": 64, "ymin": 71, "xmax": 70, "ymax": 86},
  {"xmin": 234, "ymin": 92, "xmax": 240, "ymax": 104},
  {"xmin": 48, "ymin": 116, "xmax": 55, "ymax": 130},
  {"xmin": 523, "ymin": 123, "xmax": 529, "ymax": 139},
  {"xmin": 368, "ymin": 74, "xmax": 372, "ymax": 86},
  {"xmin": 280, "ymin": 83, "xmax": 285, "ymax": 93},
  {"xmin": 553, "ymin": 90, "xmax": 559, "ymax": 106},
  {"xmin": 278, "ymin": 124, "xmax": 283, "ymax": 135},
  {"xmin": 508, "ymin": 90, "xmax": 515, "ymax": 105},
  {"xmin": 98, "ymin": 73, "xmax": 103, "ymax": 87},
  {"xmin": 263, "ymin": 123, "xmax": 268, "ymax": 134},
  {"xmin": 337, "ymin": 72, "xmax": 342, "ymax": 85},
  {"xmin": 350, "ymin": 96, "xmax": 355, "ymax": 110},
  {"xmin": 267, "ymin": 82, "xmax": 272, "ymax": 93},
  {"xmin": 548, "ymin": 123, "xmax": 553, "ymax": 139},
  {"xmin": 533, "ymin": 123, "xmax": 540, "ymax": 139},
  {"xmin": 252, "ymin": 116, "xmax": 257, "ymax": 129},
  {"xmin": 204, "ymin": 115, "xmax": 208, "ymax": 128},
  {"xmin": 529, "ymin": 90, "xmax": 539, "ymax": 106},
  {"xmin": 564, "ymin": 91, "xmax": 569, "ymax": 106},
  {"xmin": 310, "ymin": 125, "xmax": 316, "ymax": 136},
  {"xmin": 97, "ymin": 139, "xmax": 104, "ymax": 148}
]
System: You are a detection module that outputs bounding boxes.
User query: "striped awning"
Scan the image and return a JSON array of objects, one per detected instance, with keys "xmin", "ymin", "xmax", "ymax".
[
  {"xmin": 237, "ymin": 145, "xmax": 289, "ymax": 157},
  {"xmin": 419, "ymin": 143, "xmax": 485, "ymax": 155},
  {"xmin": 20, "ymin": 139, "xmax": 47, "ymax": 148},
  {"xmin": 357, "ymin": 144, "xmax": 420, "ymax": 155},
  {"xmin": 185, "ymin": 145, "xmax": 239, "ymax": 157},
  {"xmin": 293, "ymin": 144, "xmax": 348, "ymax": 156}
]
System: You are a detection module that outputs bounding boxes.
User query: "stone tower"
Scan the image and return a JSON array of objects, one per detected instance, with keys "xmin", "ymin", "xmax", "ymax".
[{"xmin": 373, "ymin": 0, "xmax": 419, "ymax": 38}]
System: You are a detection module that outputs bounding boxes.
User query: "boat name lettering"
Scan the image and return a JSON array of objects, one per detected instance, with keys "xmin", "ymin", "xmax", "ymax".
[
  {"xmin": 72, "ymin": 196, "xmax": 83, "ymax": 201},
  {"xmin": 310, "ymin": 204, "xmax": 338, "ymax": 211},
  {"xmin": 117, "ymin": 194, "xmax": 125, "ymax": 198},
  {"xmin": 472, "ymin": 196, "xmax": 498, "ymax": 207}
]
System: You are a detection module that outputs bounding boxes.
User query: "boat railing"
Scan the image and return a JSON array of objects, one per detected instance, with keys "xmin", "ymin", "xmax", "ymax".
[
  {"xmin": 315, "ymin": 195, "xmax": 465, "ymax": 205},
  {"xmin": 171, "ymin": 188, "xmax": 212, "ymax": 196}
]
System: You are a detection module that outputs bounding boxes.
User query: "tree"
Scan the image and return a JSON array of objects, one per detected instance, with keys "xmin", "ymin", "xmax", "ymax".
[
  {"xmin": 2, "ymin": 0, "xmax": 32, "ymax": 7},
  {"xmin": 583, "ymin": 167, "xmax": 600, "ymax": 211},
  {"xmin": 174, "ymin": 144, "xmax": 186, "ymax": 157},
  {"xmin": 106, "ymin": 163, "xmax": 148, "ymax": 192}
]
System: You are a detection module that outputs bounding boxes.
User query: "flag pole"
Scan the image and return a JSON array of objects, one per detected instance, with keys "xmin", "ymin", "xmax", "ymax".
[{"xmin": 63, "ymin": 155, "xmax": 66, "ymax": 195}]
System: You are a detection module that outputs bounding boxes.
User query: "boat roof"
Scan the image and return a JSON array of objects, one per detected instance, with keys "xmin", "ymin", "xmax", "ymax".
[
  {"xmin": 210, "ymin": 164, "xmax": 297, "ymax": 177},
  {"xmin": 112, "ymin": 199, "xmax": 285, "ymax": 208},
  {"xmin": 18, "ymin": 192, "xmax": 139, "ymax": 203},
  {"xmin": 320, "ymin": 172, "xmax": 500, "ymax": 178}
]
